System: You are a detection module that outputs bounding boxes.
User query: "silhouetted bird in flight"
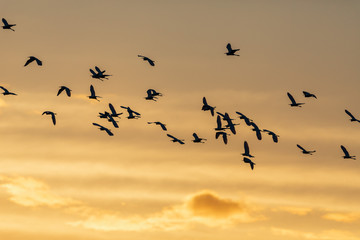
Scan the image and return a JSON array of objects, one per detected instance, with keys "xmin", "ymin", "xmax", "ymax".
[
  {"xmin": 243, "ymin": 157, "xmax": 255, "ymax": 170},
  {"xmin": 92, "ymin": 123, "xmax": 113, "ymax": 136},
  {"xmin": 24, "ymin": 56, "xmax": 42, "ymax": 67},
  {"xmin": 192, "ymin": 133, "xmax": 206, "ymax": 143},
  {"xmin": 2, "ymin": 18, "xmax": 16, "ymax": 31},
  {"xmin": 120, "ymin": 106, "xmax": 141, "ymax": 119},
  {"xmin": 215, "ymin": 131, "xmax": 229, "ymax": 145},
  {"xmin": 341, "ymin": 145, "xmax": 356, "ymax": 160},
  {"xmin": 148, "ymin": 121, "xmax": 167, "ymax": 131},
  {"xmin": 262, "ymin": 129, "xmax": 279, "ymax": 143},
  {"xmin": 345, "ymin": 110, "xmax": 360, "ymax": 123},
  {"xmin": 138, "ymin": 55, "xmax": 155, "ymax": 66},
  {"xmin": 145, "ymin": 89, "xmax": 162, "ymax": 101},
  {"xmin": 88, "ymin": 85, "xmax": 101, "ymax": 101},
  {"xmin": 42, "ymin": 111, "xmax": 56, "ymax": 125},
  {"xmin": 225, "ymin": 43, "xmax": 240, "ymax": 56},
  {"xmin": 223, "ymin": 113, "xmax": 238, "ymax": 135},
  {"xmin": 202, "ymin": 97, "xmax": 215, "ymax": 116},
  {"xmin": 108, "ymin": 103, "xmax": 122, "ymax": 118},
  {"xmin": 57, "ymin": 86, "xmax": 71, "ymax": 97},
  {"xmin": 214, "ymin": 115, "xmax": 227, "ymax": 131},
  {"xmin": 242, "ymin": 141, "xmax": 254, "ymax": 158},
  {"xmin": 297, "ymin": 144, "xmax": 316, "ymax": 155},
  {"xmin": 303, "ymin": 91, "xmax": 317, "ymax": 99},
  {"xmin": 0, "ymin": 86, "xmax": 17, "ymax": 96},
  {"xmin": 250, "ymin": 122, "xmax": 262, "ymax": 140},
  {"xmin": 98, "ymin": 111, "xmax": 110, "ymax": 119},
  {"xmin": 167, "ymin": 134, "xmax": 185, "ymax": 144},
  {"xmin": 236, "ymin": 112, "xmax": 253, "ymax": 126},
  {"xmin": 287, "ymin": 92, "xmax": 304, "ymax": 107},
  {"xmin": 90, "ymin": 66, "xmax": 111, "ymax": 81},
  {"xmin": 107, "ymin": 115, "xmax": 119, "ymax": 128}
]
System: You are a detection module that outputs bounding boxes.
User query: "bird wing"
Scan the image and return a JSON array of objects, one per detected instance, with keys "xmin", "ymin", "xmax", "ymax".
[
  {"xmin": 138, "ymin": 55, "xmax": 144, "ymax": 58},
  {"xmin": 57, "ymin": 87, "xmax": 64, "ymax": 96},
  {"xmin": 90, "ymin": 85, "xmax": 95, "ymax": 96},
  {"xmin": 216, "ymin": 115, "xmax": 222, "ymax": 128},
  {"xmin": 256, "ymin": 129, "xmax": 262, "ymax": 140},
  {"xmin": 92, "ymin": 123, "xmax": 103, "ymax": 128},
  {"xmin": 160, "ymin": 123, "xmax": 167, "ymax": 131},
  {"xmin": 250, "ymin": 162, "xmax": 255, "ymax": 170},
  {"xmin": 2, "ymin": 18, "xmax": 9, "ymax": 26},
  {"xmin": 216, "ymin": 112, "xmax": 225, "ymax": 118},
  {"xmin": 179, "ymin": 140, "xmax": 185, "ymax": 145},
  {"xmin": 303, "ymin": 91, "xmax": 310, "ymax": 97},
  {"xmin": 90, "ymin": 69, "xmax": 96, "ymax": 75},
  {"xmin": 229, "ymin": 123, "xmax": 236, "ymax": 134},
  {"xmin": 210, "ymin": 108, "xmax": 215, "ymax": 116},
  {"xmin": 244, "ymin": 141, "xmax": 250, "ymax": 155},
  {"xmin": 95, "ymin": 66, "xmax": 102, "ymax": 74},
  {"xmin": 345, "ymin": 110, "xmax": 355, "ymax": 119},
  {"xmin": 105, "ymin": 128, "xmax": 114, "ymax": 136},
  {"xmin": 109, "ymin": 103, "xmax": 116, "ymax": 115},
  {"xmin": 51, "ymin": 113, "xmax": 56, "ymax": 125},
  {"xmin": 272, "ymin": 134, "xmax": 278, "ymax": 143},
  {"xmin": 24, "ymin": 58, "xmax": 34, "ymax": 66},
  {"xmin": 226, "ymin": 43, "xmax": 232, "ymax": 52},
  {"xmin": 235, "ymin": 111, "xmax": 244, "ymax": 117},
  {"xmin": 147, "ymin": 59, "xmax": 155, "ymax": 66},
  {"xmin": 35, "ymin": 57, "xmax": 42, "ymax": 66},
  {"xmin": 202, "ymin": 97, "xmax": 208, "ymax": 105},
  {"xmin": 222, "ymin": 133, "xmax": 228, "ymax": 144},
  {"xmin": 341, "ymin": 145, "xmax": 350, "ymax": 156},
  {"xmin": 65, "ymin": 87, "xmax": 71, "ymax": 97},
  {"xmin": 287, "ymin": 92, "xmax": 296, "ymax": 104},
  {"xmin": 193, "ymin": 133, "xmax": 199, "ymax": 140},
  {"xmin": 297, "ymin": 144, "xmax": 306, "ymax": 151},
  {"xmin": 0, "ymin": 86, "xmax": 7, "ymax": 92},
  {"xmin": 109, "ymin": 117, "xmax": 119, "ymax": 128},
  {"xmin": 167, "ymin": 134, "xmax": 176, "ymax": 140},
  {"xmin": 132, "ymin": 110, "xmax": 140, "ymax": 116}
]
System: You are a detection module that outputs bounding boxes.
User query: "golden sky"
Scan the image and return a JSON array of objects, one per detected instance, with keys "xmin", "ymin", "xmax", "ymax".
[{"xmin": 1, "ymin": 0, "xmax": 360, "ymax": 239}]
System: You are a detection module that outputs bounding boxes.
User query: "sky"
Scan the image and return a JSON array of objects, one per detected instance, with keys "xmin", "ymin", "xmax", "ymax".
[{"xmin": 0, "ymin": 0, "xmax": 360, "ymax": 239}]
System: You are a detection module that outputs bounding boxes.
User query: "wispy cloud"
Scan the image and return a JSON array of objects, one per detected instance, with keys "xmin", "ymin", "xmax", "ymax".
[
  {"xmin": 323, "ymin": 212, "xmax": 360, "ymax": 223},
  {"xmin": 272, "ymin": 228, "xmax": 360, "ymax": 240}
]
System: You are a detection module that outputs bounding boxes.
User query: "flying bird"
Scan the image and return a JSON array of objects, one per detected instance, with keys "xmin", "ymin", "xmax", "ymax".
[
  {"xmin": 250, "ymin": 122, "xmax": 262, "ymax": 140},
  {"xmin": 202, "ymin": 97, "xmax": 215, "ymax": 116},
  {"xmin": 148, "ymin": 121, "xmax": 167, "ymax": 131},
  {"xmin": 297, "ymin": 144, "xmax": 316, "ymax": 155},
  {"xmin": 24, "ymin": 56, "xmax": 42, "ymax": 67},
  {"xmin": 345, "ymin": 110, "xmax": 360, "ymax": 123},
  {"xmin": 120, "ymin": 106, "xmax": 141, "ymax": 119},
  {"xmin": 167, "ymin": 134, "xmax": 185, "ymax": 144},
  {"xmin": 214, "ymin": 115, "xmax": 227, "ymax": 131},
  {"xmin": 262, "ymin": 129, "xmax": 279, "ymax": 143},
  {"xmin": 108, "ymin": 103, "xmax": 122, "ymax": 118},
  {"xmin": 2, "ymin": 18, "xmax": 16, "ymax": 31},
  {"xmin": 92, "ymin": 123, "xmax": 113, "ymax": 136},
  {"xmin": 42, "ymin": 111, "xmax": 56, "ymax": 125},
  {"xmin": 303, "ymin": 91, "xmax": 317, "ymax": 99},
  {"xmin": 88, "ymin": 85, "xmax": 101, "ymax": 101},
  {"xmin": 340, "ymin": 145, "xmax": 356, "ymax": 160},
  {"xmin": 57, "ymin": 86, "xmax": 71, "ymax": 97},
  {"xmin": 145, "ymin": 89, "xmax": 162, "ymax": 101},
  {"xmin": 223, "ymin": 113, "xmax": 238, "ymax": 135},
  {"xmin": 235, "ymin": 112, "xmax": 253, "ymax": 126},
  {"xmin": 243, "ymin": 157, "xmax": 255, "ymax": 170},
  {"xmin": 0, "ymin": 86, "xmax": 17, "ymax": 96},
  {"xmin": 138, "ymin": 55, "xmax": 155, "ymax": 66},
  {"xmin": 107, "ymin": 115, "xmax": 119, "ymax": 128},
  {"xmin": 98, "ymin": 111, "xmax": 110, "ymax": 119},
  {"xmin": 287, "ymin": 92, "xmax": 304, "ymax": 107},
  {"xmin": 89, "ymin": 66, "xmax": 111, "ymax": 81},
  {"xmin": 215, "ymin": 131, "xmax": 229, "ymax": 145},
  {"xmin": 225, "ymin": 43, "xmax": 240, "ymax": 56},
  {"xmin": 242, "ymin": 141, "xmax": 254, "ymax": 158},
  {"xmin": 192, "ymin": 133, "xmax": 207, "ymax": 143}
]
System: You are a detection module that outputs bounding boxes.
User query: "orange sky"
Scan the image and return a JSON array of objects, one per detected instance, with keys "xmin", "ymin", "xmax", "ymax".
[{"xmin": 0, "ymin": 1, "xmax": 360, "ymax": 239}]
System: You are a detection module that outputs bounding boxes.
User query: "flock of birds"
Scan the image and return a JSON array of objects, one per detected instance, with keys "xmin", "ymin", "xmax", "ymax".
[{"xmin": 1, "ymin": 18, "xmax": 358, "ymax": 170}]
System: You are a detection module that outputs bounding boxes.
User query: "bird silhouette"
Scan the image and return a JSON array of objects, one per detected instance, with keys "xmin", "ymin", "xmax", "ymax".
[
  {"xmin": 215, "ymin": 131, "xmax": 229, "ymax": 145},
  {"xmin": 2, "ymin": 18, "xmax": 16, "ymax": 31},
  {"xmin": 138, "ymin": 55, "xmax": 155, "ymax": 66},
  {"xmin": 88, "ymin": 85, "xmax": 101, "ymax": 101},
  {"xmin": 89, "ymin": 66, "xmax": 111, "ymax": 81},
  {"xmin": 192, "ymin": 133, "xmax": 207, "ymax": 143},
  {"xmin": 0, "ymin": 86, "xmax": 17, "ymax": 96},
  {"xmin": 297, "ymin": 144, "xmax": 316, "ymax": 155},
  {"xmin": 107, "ymin": 115, "xmax": 119, "ymax": 128},
  {"xmin": 262, "ymin": 129, "xmax": 279, "ymax": 143},
  {"xmin": 287, "ymin": 92, "xmax": 304, "ymax": 107},
  {"xmin": 243, "ymin": 157, "xmax": 255, "ymax": 170},
  {"xmin": 108, "ymin": 103, "xmax": 122, "ymax": 118},
  {"xmin": 214, "ymin": 115, "xmax": 227, "ymax": 131},
  {"xmin": 303, "ymin": 91, "xmax": 317, "ymax": 99},
  {"xmin": 235, "ymin": 112, "xmax": 253, "ymax": 126},
  {"xmin": 167, "ymin": 134, "xmax": 185, "ymax": 144},
  {"xmin": 340, "ymin": 145, "xmax": 356, "ymax": 160},
  {"xmin": 242, "ymin": 141, "xmax": 254, "ymax": 158},
  {"xmin": 120, "ymin": 106, "xmax": 141, "ymax": 119},
  {"xmin": 223, "ymin": 113, "xmax": 238, "ymax": 135},
  {"xmin": 24, "ymin": 56, "xmax": 42, "ymax": 67},
  {"xmin": 98, "ymin": 111, "xmax": 110, "ymax": 119},
  {"xmin": 250, "ymin": 122, "xmax": 262, "ymax": 140},
  {"xmin": 57, "ymin": 86, "xmax": 71, "ymax": 97},
  {"xmin": 225, "ymin": 43, "xmax": 240, "ymax": 56},
  {"xmin": 92, "ymin": 123, "xmax": 113, "ymax": 136},
  {"xmin": 42, "ymin": 111, "xmax": 56, "ymax": 125},
  {"xmin": 202, "ymin": 97, "xmax": 215, "ymax": 116},
  {"xmin": 345, "ymin": 110, "xmax": 360, "ymax": 123},
  {"xmin": 145, "ymin": 89, "xmax": 162, "ymax": 101},
  {"xmin": 148, "ymin": 121, "xmax": 167, "ymax": 131}
]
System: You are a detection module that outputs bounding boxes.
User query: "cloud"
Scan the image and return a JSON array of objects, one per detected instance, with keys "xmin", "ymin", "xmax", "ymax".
[
  {"xmin": 272, "ymin": 228, "xmax": 360, "ymax": 240},
  {"xmin": 273, "ymin": 206, "xmax": 312, "ymax": 216},
  {"xmin": 322, "ymin": 212, "xmax": 360, "ymax": 223},
  {"xmin": 0, "ymin": 176, "xmax": 79, "ymax": 207}
]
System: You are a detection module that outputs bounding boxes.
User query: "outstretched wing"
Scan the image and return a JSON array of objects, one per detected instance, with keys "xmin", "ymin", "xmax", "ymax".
[
  {"xmin": 226, "ymin": 43, "xmax": 232, "ymax": 52},
  {"xmin": 95, "ymin": 66, "xmax": 102, "ymax": 74},
  {"xmin": 193, "ymin": 133, "xmax": 199, "ymax": 140},
  {"xmin": 51, "ymin": 113, "xmax": 56, "ymax": 125},
  {"xmin": 0, "ymin": 86, "xmax": 7, "ymax": 92},
  {"xmin": 105, "ymin": 128, "xmax": 114, "ymax": 136},
  {"xmin": 57, "ymin": 87, "xmax": 64, "ymax": 96},
  {"xmin": 90, "ymin": 69, "xmax": 96, "ymax": 75},
  {"xmin": 109, "ymin": 103, "xmax": 116, "ymax": 115},
  {"xmin": 297, "ymin": 144, "xmax": 306, "ymax": 151},
  {"xmin": 159, "ymin": 123, "xmax": 167, "ymax": 131},
  {"xmin": 147, "ymin": 59, "xmax": 155, "ymax": 66},
  {"xmin": 90, "ymin": 85, "xmax": 95, "ymax": 96},
  {"xmin": 222, "ymin": 133, "xmax": 228, "ymax": 144},
  {"xmin": 35, "ymin": 57, "xmax": 42, "ymax": 66},
  {"xmin": 244, "ymin": 141, "xmax": 250, "ymax": 155},
  {"xmin": 345, "ymin": 109, "xmax": 355, "ymax": 119},
  {"xmin": 202, "ymin": 97, "xmax": 208, "ymax": 105},
  {"xmin": 287, "ymin": 92, "xmax": 296, "ymax": 104},
  {"xmin": 272, "ymin": 134, "xmax": 278, "ymax": 143},
  {"xmin": 92, "ymin": 123, "xmax": 103, "ymax": 128},
  {"xmin": 216, "ymin": 115, "xmax": 222, "ymax": 128},
  {"xmin": 341, "ymin": 145, "xmax": 349, "ymax": 156},
  {"xmin": 65, "ymin": 87, "xmax": 71, "ymax": 97},
  {"xmin": 167, "ymin": 134, "xmax": 176, "ymax": 140},
  {"xmin": 24, "ymin": 58, "xmax": 34, "ymax": 67},
  {"xmin": 255, "ymin": 129, "xmax": 262, "ymax": 140},
  {"xmin": 2, "ymin": 18, "xmax": 9, "ymax": 26}
]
